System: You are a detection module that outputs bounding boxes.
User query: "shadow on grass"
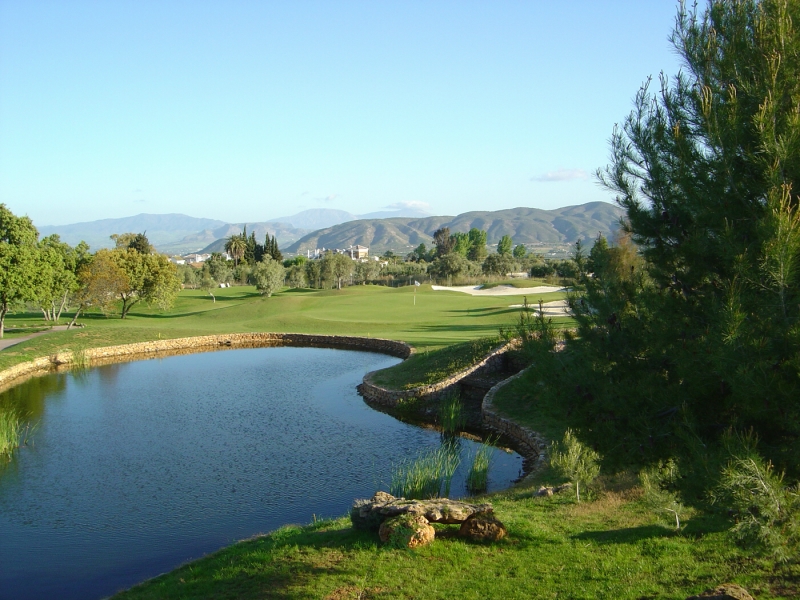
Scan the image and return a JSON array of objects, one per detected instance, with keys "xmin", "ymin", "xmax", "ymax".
[
  {"xmin": 280, "ymin": 288, "xmax": 320, "ymax": 294},
  {"xmin": 572, "ymin": 524, "xmax": 668, "ymax": 545},
  {"xmin": 118, "ymin": 525, "xmax": 378, "ymax": 599}
]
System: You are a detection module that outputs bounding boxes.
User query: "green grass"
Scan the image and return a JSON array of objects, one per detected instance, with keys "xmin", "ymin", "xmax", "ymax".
[
  {"xmin": 369, "ymin": 337, "xmax": 504, "ymax": 390},
  {"xmin": 113, "ymin": 474, "xmax": 797, "ymax": 599},
  {"xmin": 0, "ymin": 284, "xmax": 570, "ymax": 377}
]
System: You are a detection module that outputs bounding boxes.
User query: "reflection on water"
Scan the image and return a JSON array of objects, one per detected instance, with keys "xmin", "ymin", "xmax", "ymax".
[
  {"xmin": 0, "ymin": 373, "xmax": 67, "ymax": 420},
  {"xmin": 0, "ymin": 347, "xmax": 522, "ymax": 600}
]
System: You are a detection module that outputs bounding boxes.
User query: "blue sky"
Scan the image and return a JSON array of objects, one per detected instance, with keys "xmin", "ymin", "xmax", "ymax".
[{"xmin": 0, "ymin": 1, "xmax": 683, "ymax": 227}]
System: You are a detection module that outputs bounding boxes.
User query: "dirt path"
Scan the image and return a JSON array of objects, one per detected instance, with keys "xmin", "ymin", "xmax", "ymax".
[{"xmin": 0, "ymin": 325, "xmax": 71, "ymax": 351}]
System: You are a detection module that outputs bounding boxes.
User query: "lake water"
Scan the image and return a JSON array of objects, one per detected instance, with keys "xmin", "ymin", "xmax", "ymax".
[{"xmin": 0, "ymin": 346, "xmax": 522, "ymax": 600}]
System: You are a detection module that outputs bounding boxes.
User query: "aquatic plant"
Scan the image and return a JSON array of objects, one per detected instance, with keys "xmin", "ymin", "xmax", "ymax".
[
  {"xmin": 71, "ymin": 345, "xmax": 90, "ymax": 371},
  {"xmin": 438, "ymin": 392, "xmax": 466, "ymax": 435},
  {"xmin": 390, "ymin": 442, "xmax": 461, "ymax": 500},
  {"xmin": 466, "ymin": 436, "xmax": 497, "ymax": 494},
  {"xmin": 0, "ymin": 409, "xmax": 21, "ymax": 459}
]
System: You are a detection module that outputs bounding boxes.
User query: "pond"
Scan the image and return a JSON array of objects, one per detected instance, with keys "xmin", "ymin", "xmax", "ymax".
[{"xmin": 0, "ymin": 346, "xmax": 522, "ymax": 600}]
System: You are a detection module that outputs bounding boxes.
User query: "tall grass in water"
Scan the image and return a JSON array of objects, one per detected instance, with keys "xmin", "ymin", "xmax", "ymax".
[
  {"xmin": 438, "ymin": 393, "xmax": 466, "ymax": 436},
  {"xmin": 390, "ymin": 442, "xmax": 461, "ymax": 499},
  {"xmin": 467, "ymin": 436, "xmax": 497, "ymax": 494},
  {"xmin": 0, "ymin": 409, "xmax": 37, "ymax": 460},
  {"xmin": 71, "ymin": 346, "xmax": 90, "ymax": 371},
  {"xmin": 0, "ymin": 409, "xmax": 22, "ymax": 459}
]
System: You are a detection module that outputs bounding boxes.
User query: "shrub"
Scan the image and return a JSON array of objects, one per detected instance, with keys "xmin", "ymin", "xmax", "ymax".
[
  {"xmin": 550, "ymin": 429, "xmax": 601, "ymax": 502},
  {"xmin": 716, "ymin": 448, "xmax": 800, "ymax": 562},
  {"xmin": 640, "ymin": 459, "xmax": 685, "ymax": 531}
]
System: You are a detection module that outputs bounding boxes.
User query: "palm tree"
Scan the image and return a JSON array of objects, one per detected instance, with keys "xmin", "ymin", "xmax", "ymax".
[{"xmin": 225, "ymin": 235, "xmax": 246, "ymax": 267}]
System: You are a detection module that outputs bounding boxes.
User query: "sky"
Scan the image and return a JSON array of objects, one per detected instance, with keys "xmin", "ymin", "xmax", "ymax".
[{"xmin": 0, "ymin": 1, "xmax": 684, "ymax": 227}]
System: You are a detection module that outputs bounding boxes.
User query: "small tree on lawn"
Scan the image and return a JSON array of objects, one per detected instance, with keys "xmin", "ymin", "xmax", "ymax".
[
  {"xmin": 550, "ymin": 429, "xmax": 601, "ymax": 502},
  {"xmin": 253, "ymin": 259, "xmax": 285, "ymax": 297}
]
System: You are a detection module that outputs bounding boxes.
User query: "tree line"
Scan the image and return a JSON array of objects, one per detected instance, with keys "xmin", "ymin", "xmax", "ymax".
[{"xmin": 0, "ymin": 205, "xmax": 181, "ymax": 337}]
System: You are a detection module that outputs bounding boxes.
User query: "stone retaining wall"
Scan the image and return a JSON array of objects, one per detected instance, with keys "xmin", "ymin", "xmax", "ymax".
[
  {"xmin": 0, "ymin": 333, "xmax": 411, "ymax": 392},
  {"xmin": 357, "ymin": 341, "xmax": 517, "ymax": 407},
  {"xmin": 481, "ymin": 367, "xmax": 549, "ymax": 474}
]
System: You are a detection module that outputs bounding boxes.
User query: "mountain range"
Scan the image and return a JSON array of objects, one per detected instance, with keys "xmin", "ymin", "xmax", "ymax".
[
  {"xmin": 284, "ymin": 202, "xmax": 624, "ymax": 256},
  {"xmin": 33, "ymin": 202, "xmax": 623, "ymax": 256},
  {"xmin": 36, "ymin": 207, "xmax": 432, "ymax": 254}
]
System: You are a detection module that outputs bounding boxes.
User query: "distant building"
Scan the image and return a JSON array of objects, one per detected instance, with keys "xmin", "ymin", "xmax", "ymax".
[
  {"xmin": 346, "ymin": 245, "xmax": 369, "ymax": 260},
  {"xmin": 183, "ymin": 253, "xmax": 212, "ymax": 263}
]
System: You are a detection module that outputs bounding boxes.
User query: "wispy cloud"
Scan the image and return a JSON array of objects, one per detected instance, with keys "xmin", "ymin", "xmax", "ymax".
[
  {"xmin": 133, "ymin": 198, "xmax": 146, "ymax": 203},
  {"xmin": 531, "ymin": 168, "xmax": 590, "ymax": 182},
  {"xmin": 316, "ymin": 193, "xmax": 339, "ymax": 203},
  {"xmin": 384, "ymin": 200, "xmax": 431, "ymax": 211}
]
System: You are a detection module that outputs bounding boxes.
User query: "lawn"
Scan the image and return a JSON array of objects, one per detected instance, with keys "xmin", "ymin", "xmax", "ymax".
[
  {"xmin": 113, "ymin": 472, "xmax": 795, "ymax": 600},
  {"xmin": 0, "ymin": 283, "xmax": 570, "ymax": 374}
]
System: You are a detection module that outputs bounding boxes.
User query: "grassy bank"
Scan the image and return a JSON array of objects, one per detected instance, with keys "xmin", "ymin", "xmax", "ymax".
[
  {"xmin": 368, "ymin": 337, "xmax": 503, "ymax": 390},
  {"xmin": 113, "ymin": 473, "xmax": 795, "ymax": 599}
]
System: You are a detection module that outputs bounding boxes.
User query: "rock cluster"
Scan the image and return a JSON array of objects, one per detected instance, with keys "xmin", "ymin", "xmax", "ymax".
[
  {"xmin": 534, "ymin": 483, "xmax": 573, "ymax": 497},
  {"xmin": 351, "ymin": 492, "xmax": 507, "ymax": 548},
  {"xmin": 378, "ymin": 514, "xmax": 435, "ymax": 549}
]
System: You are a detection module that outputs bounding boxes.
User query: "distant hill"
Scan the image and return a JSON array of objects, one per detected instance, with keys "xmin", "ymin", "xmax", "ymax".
[
  {"xmin": 195, "ymin": 222, "xmax": 310, "ymax": 254},
  {"xmin": 269, "ymin": 207, "xmax": 431, "ymax": 231},
  {"xmin": 161, "ymin": 222, "xmax": 308, "ymax": 255},
  {"xmin": 285, "ymin": 202, "xmax": 624, "ymax": 256},
  {"xmin": 35, "ymin": 213, "xmax": 309, "ymax": 254},
  {"xmin": 37, "ymin": 213, "xmax": 228, "ymax": 251}
]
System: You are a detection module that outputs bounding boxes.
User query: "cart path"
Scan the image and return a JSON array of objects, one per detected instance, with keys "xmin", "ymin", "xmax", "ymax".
[{"xmin": 0, "ymin": 325, "xmax": 71, "ymax": 351}]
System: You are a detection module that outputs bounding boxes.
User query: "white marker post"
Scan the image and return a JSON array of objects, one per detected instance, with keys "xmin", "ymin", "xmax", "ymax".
[{"xmin": 414, "ymin": 280, "xmax": 420, "ymax": 305}]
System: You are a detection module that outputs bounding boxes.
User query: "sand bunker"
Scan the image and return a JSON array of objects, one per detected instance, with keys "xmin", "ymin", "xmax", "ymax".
[
  {"xmin": 508, "ymin": 300, "xmax": 571, "ymax": 317},
  {"xmin": 430, "ymin": 284, "xmax": 565, "ymax": 296}
]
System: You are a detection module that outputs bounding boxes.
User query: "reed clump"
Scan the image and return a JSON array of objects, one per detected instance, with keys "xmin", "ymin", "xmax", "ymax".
[
  {"xmin": 438, "ymin": 392, "xmax": 466, "ymax": 435},
  {"xmin": 466, "ymin": 436, "xmax": 497, "ymax": 494},
  {"xmin": 71, "ymin": 345, "xmax": 91, "ymax": 371},
  {"xmin": 390, "ymin": 442, "xmax": 461, "ymax": 499},
  {"xmin": 0, "ymin": 409, "xmax": 22, "ymax": 459}
]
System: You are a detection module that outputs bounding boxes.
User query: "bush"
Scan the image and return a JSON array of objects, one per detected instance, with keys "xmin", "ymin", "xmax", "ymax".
[
  {"xmin": 640, "ymin": 459, "xmax": 685, "ymax": 531},
  {"xmin": 252, "ymin": 259, "xmax": 285, "ymax": 297},
  {"xmin": 716, "ymin": 446, "xmax": 800, "ymax": 562},
  {"xmin": 550, "ymin": 429, "xmax": 601, "ymax": 502}
]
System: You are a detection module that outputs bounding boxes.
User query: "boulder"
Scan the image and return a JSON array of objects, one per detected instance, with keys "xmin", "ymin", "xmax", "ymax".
[
  {"xmin": 535, "ymin": 483, "xmax": 573, "ymax": 497},
  {"xmin": 351, "ymin": 492, "xmax": 493, "ymax": 531},
  {"xmin": 378, "ymin": 514, "xmax": 435, "ymax": 549},
  {"xmin": 458, "ymin": 513, "xmax": 507, "ymax": 542},
  {"xmin": 686, "ymin": 583, "xmax": 754, "ymax": 600}
]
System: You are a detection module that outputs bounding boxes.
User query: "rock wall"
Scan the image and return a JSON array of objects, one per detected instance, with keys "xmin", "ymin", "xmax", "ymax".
[
  {"xmin": 0, "ymin": 333, "xmax": 411, "ymax": 393},
  {"xmin": 357, "ymin": 341, "xmax": 517, "ymax": 407},
  {"xmin": 481, "ymin": 367, "xmax": 549, "ymax": 474}
]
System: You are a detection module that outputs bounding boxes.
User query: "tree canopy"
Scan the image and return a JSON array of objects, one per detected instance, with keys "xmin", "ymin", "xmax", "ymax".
[
  {"xmin": 527, "ymin": 0, "xmax": 800, "ymax": 482},
  {"xmin": 0, "ymin": 204, "xmax": 39, "ymax": 337}
]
